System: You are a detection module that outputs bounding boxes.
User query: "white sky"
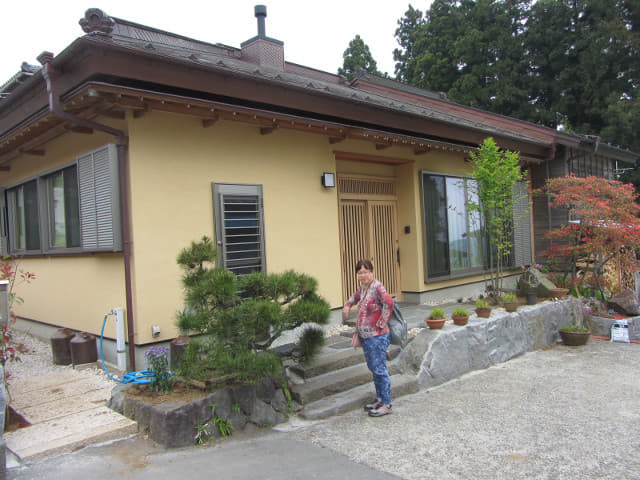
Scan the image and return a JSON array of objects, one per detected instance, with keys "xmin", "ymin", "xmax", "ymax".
[{"xmin": 1, "ymin": 1, "xmax": 434, "ymax": 84}]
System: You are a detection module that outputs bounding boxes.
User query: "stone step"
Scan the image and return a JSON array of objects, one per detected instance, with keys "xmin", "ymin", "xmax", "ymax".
[
  {"xmin": 289, "ymin": 344, "xmax": 401, "ymax": 379},
  {"xmin": 299, "ymin": 374, "xmax": 418, "ymax": 420},
  {"xmin": 289, "ymin": 361, "xmax": 402, "ymax": 405}
]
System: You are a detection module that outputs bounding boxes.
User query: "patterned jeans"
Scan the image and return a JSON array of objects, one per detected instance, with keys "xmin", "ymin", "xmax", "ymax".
[{"xmin": 360, "ymin": 332, "xmax": 391, "ymax": 405}]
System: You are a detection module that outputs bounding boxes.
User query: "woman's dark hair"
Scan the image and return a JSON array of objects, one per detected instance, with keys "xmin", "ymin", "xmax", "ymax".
[{"xmin": 355, "ymin": 259, "xmax": 374, "ymax": 273}]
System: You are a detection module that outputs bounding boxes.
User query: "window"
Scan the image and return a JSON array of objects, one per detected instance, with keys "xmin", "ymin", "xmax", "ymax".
[
  {"xmin": 212, "ymin": 183, "xmax": 266, "ymax": 274},
  {"xmin": 422, "ymin": 174, "xmax": 486, "ymax": 280},
  {"xmin": 46, "ymin": 166, "xmax": 80, "ymax": 248},
  {"xmin": 421, "ymin": 173, "xmax": 531, "ymax": 281},
  {"xmin": 2, "ymin": 144, "xmax": 121, "ymax": 255}
]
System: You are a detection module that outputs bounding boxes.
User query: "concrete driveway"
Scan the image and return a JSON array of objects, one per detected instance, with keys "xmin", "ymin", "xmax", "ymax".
[{"xmin": 8, "ymin": 339, "xmax": 640, "ymax": 480}]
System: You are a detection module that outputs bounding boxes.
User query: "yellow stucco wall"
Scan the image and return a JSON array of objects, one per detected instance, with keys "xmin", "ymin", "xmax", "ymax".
[
  {"xmin": 126, "ymin": 112, "xmax": 341, "ymax": 343},
  {"xmin": 1, "ymin": 108, "xmax": 505, "ymax": 346},
  {"xmin": 0, "ymin": 126, "xmax": 127, "ymax": 340}
]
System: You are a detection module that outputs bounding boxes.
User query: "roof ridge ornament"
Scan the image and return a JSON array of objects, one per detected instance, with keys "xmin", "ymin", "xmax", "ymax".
[{"xmin": 79, "ymin": 9, "xmax": 115, "ymax": 36}]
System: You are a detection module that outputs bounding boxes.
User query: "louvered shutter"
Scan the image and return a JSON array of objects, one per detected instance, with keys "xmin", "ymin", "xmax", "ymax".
[
  {"xmin": 212, "ymin": 183, "xmax": 265, "ymax": 274},
  {"xmin": 512, "ymin": 181, "xmax": 532, "ymax": 267},
  {"xmin": 77, "ymin": 145, "xmax": 122, "ymax": 251}
]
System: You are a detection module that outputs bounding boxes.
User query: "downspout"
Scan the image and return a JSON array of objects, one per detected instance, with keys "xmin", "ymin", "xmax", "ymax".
[{"xmin": 40, "ymin": 56, "xmax": 137, "ymax": 370}]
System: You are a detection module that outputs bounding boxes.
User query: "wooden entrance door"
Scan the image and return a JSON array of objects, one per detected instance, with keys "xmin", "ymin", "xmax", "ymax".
[{"xmin": 338, "ymin": 175, "xmax": 400, "ymax": 303}]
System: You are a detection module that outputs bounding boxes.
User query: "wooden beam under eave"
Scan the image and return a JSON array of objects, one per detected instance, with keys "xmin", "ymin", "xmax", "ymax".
[
  {"xmin": 375, "ymin": 143, "xmax": 391, "ymax": 150},
  {"xmin": 99, "ymin": 109, "xmax": 126, "ymax": 120},
  {"xmin": 414, "ymin": 146, "xmax": 431, "ymax": 155},
  {"xmin": 20, "ymin": 148, "xmax": 46, "ymax": 157},
  {"xmin": 0, "ymin": 165, "xmax": 10, "ymax": 172},
  {"xmin": 329, "ymin": 136, "xmax": 346, "ymax": 144},
  {"xmin": 202, "ymin": 117, "xmax": 218, "ymax": 128},
  {"xmin": 260, "ymin": 126, "xmax": 277, "ymax": 135},
  {"xmin": 64, "ymin": 125, "xmax": 93, "ymax": 134},
  {"xmin": 133, "ymin": 106, "xmax": 150, "ymax": 119}
]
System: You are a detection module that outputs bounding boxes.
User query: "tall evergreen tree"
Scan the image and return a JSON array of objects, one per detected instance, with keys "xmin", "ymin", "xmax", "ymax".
[{"xmin": 338, "ymin": 34, "xmax": 381, "ymax": 81}]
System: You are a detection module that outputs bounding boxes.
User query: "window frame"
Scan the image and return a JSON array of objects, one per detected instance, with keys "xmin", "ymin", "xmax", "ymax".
[
  {"xmin": 421, "ymin": 171, "xmax": 488, "ymax": 282},
  {"xmin": 212, "ymin": 182, "xmax": 266, "ymax": 275},
  {"xmin": 3, "ymin": 145, "xmax": 121, "ymax": 256}
]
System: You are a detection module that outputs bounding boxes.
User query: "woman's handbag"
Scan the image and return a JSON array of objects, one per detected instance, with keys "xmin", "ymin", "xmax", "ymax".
[{"xmin": 351, "ymin": 331, "xmax": 361, "ymax": 348}]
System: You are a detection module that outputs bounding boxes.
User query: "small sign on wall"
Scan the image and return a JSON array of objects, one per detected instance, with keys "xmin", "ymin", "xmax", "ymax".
[{"xmin": 611, "ymin": 320, "xmax": 630, "ymax": 343}]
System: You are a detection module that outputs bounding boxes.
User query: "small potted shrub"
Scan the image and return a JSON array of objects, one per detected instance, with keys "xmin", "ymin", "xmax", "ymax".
[
  {"xmin": 426, "ymin": 307, "xmax": 446, "ymax": 329},
  {"xmin": 451, "ymin": 306, "xmax": 469, "ymax": 326},
  {"xmin": 475, "ymin": 299, "xmax": 492, "ymax": 318},
  {"xmin": 503, "ymin": 293, "xmax": 518, "ymax": 312},
  {"xmin": 559, "ymin": 315, "xmax": 591, "ymax": 346}
]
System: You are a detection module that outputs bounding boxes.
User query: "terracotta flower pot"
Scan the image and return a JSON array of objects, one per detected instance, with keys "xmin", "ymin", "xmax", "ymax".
[
  {"xmin": 451, "ymin": 315, "xmax": 469, "ymax": 326},
  {"xmin": 559, "ymin": 329, "xmax": 590, "ymax": 346},
  {"xmin": 475, "ymin": 307, "xmax": 492, "ymax": 318},
  {"xmin": 425, "ymin": 318, "xmax": 446, "ymax": 329},
  {"xmin": 550, "ymin": 287, "xmax": 569, "ymax": 299},
  {"xmin": 504, "ymin": 302, "xmax": 518, "ymax": 313}
]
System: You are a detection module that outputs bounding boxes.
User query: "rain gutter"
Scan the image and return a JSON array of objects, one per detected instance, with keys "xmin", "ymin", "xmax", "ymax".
[{"xmin": 39, "ymin": 55, "xmax": 137, "ymax": 370}]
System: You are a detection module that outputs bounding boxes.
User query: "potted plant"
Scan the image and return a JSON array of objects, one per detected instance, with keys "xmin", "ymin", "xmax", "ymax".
[
  {"xmin": 426, "ymin": 307, "xmax": 446, "ymax": 329},
  {"xmin": 502, "ymin": 293, "xmax": 518, "ymax": 312},
  {"xmin": 559, "ymin": 311, "xmax": 591, "ymax": 346},
  {"xmin": 475, "ymin": 299, "xmax": 492, "ymax": 318},
  {"xmin": 549, "ymin": 287, "xmax": 569, "ymax": 299},
  {"xmin": 451, "ymin": 306, "xmax": 469, "ymax": 326}
]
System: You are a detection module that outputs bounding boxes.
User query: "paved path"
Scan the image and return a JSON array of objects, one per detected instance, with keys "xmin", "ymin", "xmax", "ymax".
[{"xmin": 8, "ymin": 339, "xmax": 640, "ymax": 480}]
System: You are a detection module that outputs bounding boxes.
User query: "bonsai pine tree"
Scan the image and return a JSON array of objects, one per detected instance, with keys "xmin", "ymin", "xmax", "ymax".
[{"xmin": 176, "ymin": 237, "xmax": 330, "ymax": 383}]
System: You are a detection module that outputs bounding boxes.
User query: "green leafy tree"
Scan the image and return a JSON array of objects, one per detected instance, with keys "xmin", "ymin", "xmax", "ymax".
[
  {"xmin": 467, "ymin": 138, "xmax": 527, "ymax": 297},
  {"xmin": 338, "ymin": 34, "xmax": 382, "ymax": 81},
  {"xmin": 176, "ymin": 237, "xmax": 330, "ymax": 383}
]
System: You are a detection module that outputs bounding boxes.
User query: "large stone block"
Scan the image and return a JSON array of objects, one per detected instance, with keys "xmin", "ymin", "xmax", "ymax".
[
  {"xmin": 149, "ymin": 401, "xmax": 197, "ymax": 448},
  {"xmin": 249, "ymin": 399, "xmax": 279, "ymax": 427},
  {"xmin": 209, "ymin": 389, "xmax": 232, "ymax": 420},
  {"xmin": 256, "ymin": 377, "xmax": 276, "ymax": 402},
  {"xmin": 271, "ymin": 389, "xmax": 290, "ymax": 414},
  {"xmin": 487, "ymin": 314, "xmax": 530, "ymax": 365},
  {"xmin": 232, "ymin": 384, "xmax": 257, "ymax": 416}
]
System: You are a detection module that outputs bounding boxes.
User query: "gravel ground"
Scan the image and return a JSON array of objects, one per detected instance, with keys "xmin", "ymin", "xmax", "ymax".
[
  {"xmin": 289, "ymin": 339, "xmax": 640, "ymax": 480},
  {"xmin": 4, "ymin": 329, "xmax": 113, "ymax": 392}
]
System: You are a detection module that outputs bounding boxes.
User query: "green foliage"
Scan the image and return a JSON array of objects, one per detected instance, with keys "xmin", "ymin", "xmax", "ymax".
[
  {"xmin": 503, "ymin": 293, "xmax": 517, "ymax": 303},
  {"xmin": 476, "ymin": 299, "xmax": 490, "ymax": 309},
  {"xmin": 428, "ymin": 307, "xmax": 446, "ymax": 319},
  {"xmin": 144, "ymin": 346, "xmax": 173, "ymax": 394},
  {"xmin": 281, "ymin": 378, "xmax": 292, "ymax": 415},
  {"xmin": 338, "ymin": 34, "xmax": 382, "ymax": 81},
  {"xmin": 452, "ymin": 306, "xmax": 469, "ymax": 317},
  {"xmin": 296, "ymin": 327, "xmax": 325, "ymax": 364},
  {"xmin": 176, "ymin": 237, "xmax": 330, "ymax": 384},
  {"xmin": 392, "ymin": 0, "xmax": 640, "ymax": 152},
  {"xmin": 560, "ymin": 324, "xmax": 590, "ymax": 333},
  {"xmin": 194, "ymin": 402, "xmax": 234, "ymax": 445},
  {"xmin": 467, "ymin": 138, "xmax": 526, "ymax": 296}
]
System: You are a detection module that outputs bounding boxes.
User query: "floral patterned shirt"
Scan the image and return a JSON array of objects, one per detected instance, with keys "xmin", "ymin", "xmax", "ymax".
[{"xmin": 345, "ymin": 280, "xmax": 393, "ymax": 339}]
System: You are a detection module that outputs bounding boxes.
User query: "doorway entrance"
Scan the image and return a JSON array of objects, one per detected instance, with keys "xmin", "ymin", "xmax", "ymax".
[{"xmin": 338, "ymin": 174, "xmax": 401, "ymax": 303}]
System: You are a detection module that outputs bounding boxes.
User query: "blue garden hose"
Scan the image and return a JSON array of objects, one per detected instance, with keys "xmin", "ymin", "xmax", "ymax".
[{"xmin": 99, "ymin": 313, "xmax": 155, "ymax": 384}]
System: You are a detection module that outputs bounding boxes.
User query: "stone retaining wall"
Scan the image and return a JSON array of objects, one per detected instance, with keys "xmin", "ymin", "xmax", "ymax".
[
  {"xmin": 108, "ymin": 375, "xmax": 290, "ymax": 448},
  {"xmin": 399, "ymin": 298, "xmax": 584, "ymax": 389},
  {"xmin": 590, "ymin": 315, "xmax": 640, "ymax": 341}
]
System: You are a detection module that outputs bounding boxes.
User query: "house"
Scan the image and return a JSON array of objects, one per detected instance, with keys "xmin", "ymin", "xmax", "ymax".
[{"xmin": 1, "ymin": 7, "xmax": 636, "ymax": 368}]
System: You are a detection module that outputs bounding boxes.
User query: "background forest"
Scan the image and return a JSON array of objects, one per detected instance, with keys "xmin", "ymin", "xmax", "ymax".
[{"xmin": 340, "ymin": 0, "xmax": 640, "ymax": 173}]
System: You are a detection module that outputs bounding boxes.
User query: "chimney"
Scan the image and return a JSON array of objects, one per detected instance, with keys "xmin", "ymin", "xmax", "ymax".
[{"xmin": 241, "ymin": 5, "xmax": 284, "ymax": 71}]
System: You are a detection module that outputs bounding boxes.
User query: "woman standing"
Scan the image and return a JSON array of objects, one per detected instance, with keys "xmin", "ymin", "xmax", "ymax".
[{"xmin": 342, "ymin": 259, "xmax": 394, "ymax": 417}]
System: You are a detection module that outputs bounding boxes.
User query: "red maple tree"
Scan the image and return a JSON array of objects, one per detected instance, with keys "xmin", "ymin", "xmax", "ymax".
[{"xmin": 539, "ymin": 174, "xmax": 640, "ymax": 301}]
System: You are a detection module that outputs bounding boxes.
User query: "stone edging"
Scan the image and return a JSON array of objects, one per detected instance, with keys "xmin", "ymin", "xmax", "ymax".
[{"xmin": 107, "ymin": 375, "xmax": 290, "ymax": 447}]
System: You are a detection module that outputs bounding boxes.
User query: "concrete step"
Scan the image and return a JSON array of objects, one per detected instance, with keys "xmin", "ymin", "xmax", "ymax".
[
  {"xmin": 299, "ymin": 374, "xmax": 418, "ymax": 420},
  {"xmin": 290, "ymin": 344, "xmax": 401, "ymax": 379},
  {"xmin": 289, "ymin": 361, "xmax": 402, "ymax": 405}
]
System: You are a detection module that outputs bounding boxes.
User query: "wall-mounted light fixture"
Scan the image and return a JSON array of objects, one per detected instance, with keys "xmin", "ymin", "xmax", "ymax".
[{"xmin": 321, "ymin": 172, "xmax": 336, "ymax": 188}]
